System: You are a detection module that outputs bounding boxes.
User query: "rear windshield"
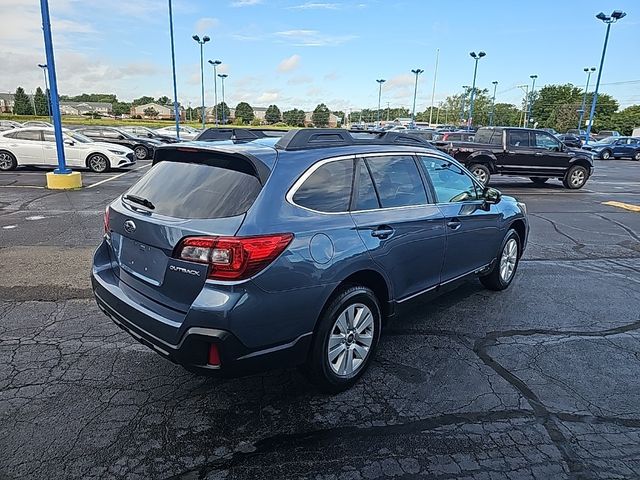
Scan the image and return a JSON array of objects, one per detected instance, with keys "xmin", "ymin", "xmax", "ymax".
[{"xmin": 124, "ymin": 161, "xmax": 262, "ymax": 219}]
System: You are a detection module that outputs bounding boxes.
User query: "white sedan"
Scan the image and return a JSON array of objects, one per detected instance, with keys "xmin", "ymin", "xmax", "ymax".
[
  {"xmin": 154, "ymin": 125, "xmax": 200, "ymax": 140},
  {"xmin": 0, "ymin": 127, "xmax": 135, "ymax": 173}
]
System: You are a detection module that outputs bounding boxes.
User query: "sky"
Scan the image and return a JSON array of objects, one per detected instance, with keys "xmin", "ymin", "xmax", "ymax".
[{"xmin": 1, "ymin": 0, "xmax": 639, "ymax": 113}]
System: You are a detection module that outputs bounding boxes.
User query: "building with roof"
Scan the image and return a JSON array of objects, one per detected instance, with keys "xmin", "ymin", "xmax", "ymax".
[{"xmin": 130, "ymin": 102, "xmax": 185, "ymax": 120}]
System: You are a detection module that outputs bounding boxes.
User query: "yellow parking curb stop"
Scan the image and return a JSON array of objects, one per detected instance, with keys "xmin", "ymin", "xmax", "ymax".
[
  {"xmin": 602, "ymin": 201, "xmax": 640, "ymax": 213},
  {"xmin": 46, "ymin": 171, "xmax": 83, "ymax": 190}
]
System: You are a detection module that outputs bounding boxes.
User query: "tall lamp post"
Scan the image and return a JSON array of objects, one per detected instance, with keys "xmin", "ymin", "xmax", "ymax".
[
  {"xmin": 527, "ymin": 74, "xmax": 537, "ymax": 126},
  {"xmin": 578, "ymin": 67, "xmax": 596, "ymax": 130},
  {"xmin": 429, "ymin": 48, "xmax": 439, "ymax": 126},
  {"xmin": 376, "ymin": 79, "xmax": 385, "ymax": 125},
  {"xmin": 460, "ymin": 85, "xmax": 470, "ymax": 124},
  {"xmin": 585, "ymin": 10, "xmax": 626, "ymax": 145},
  {"xmin": 410, "ymin": 68, "xmax": 424, "ymax": 127},
  {"xmin": 192, "ymin": 34, "xmax": 210, "ymax": 129},
  {"xmin": 218, "ymin": 74, "xmax": 228, "ymax": 124},
  {"xmin": 489, "ymin": 81, "xmax": 498, "ymax": 126},
  {"xmin": 208, "ymin": 60, "xmax": 222, "ymax": 125},
  {"xmin": 467, "ymin": 51, "xmax": 486, "ymax": 130},
  {"xmin": 37, "ymin": 63, "xmax": 51, "ymax": 122},
  {"xmin": 168, "ymin": 0, "xmax": 180, "ymax": 139}
]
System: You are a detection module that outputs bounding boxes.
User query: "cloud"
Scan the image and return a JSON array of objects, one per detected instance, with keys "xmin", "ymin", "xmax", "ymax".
[
  {"xmin": 278, "ymin": 54, "xmax": 301, "ymax": 73},
  {"xmin": 324, "ymin": 71, "xmax": 339, "ymax": 81},
  {"xmin": 231, "ymin": 0, "xmax": 262, "ymax": 6},
  {"xmin": 194, "ymin": 17, "xmax": 219, "ymax": 33},
  {"xmin": 287, "ymin": 75, "xmax": 313, "ymax": 85},
  {"xmin": 258, "ymin": 91, "xmax": 279, "ymax": 103},
  {"xmin": 386, "ymin": 74, "xmax": 417, "ymax": 89},
  {"xmin": 288, "ymin": 2, "xmax": 340, "ymax": 10},
  {"xmin": 275, "ymin": 30, "xmax": 356, "ymax": 47}
]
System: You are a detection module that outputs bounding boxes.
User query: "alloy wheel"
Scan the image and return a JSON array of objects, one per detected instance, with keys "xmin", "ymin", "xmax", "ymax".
[
  {"xmin": 134, "ymin": 147, "xmax": 147, "ymax": 160},
  {"xmin": 327, "ymin": 303, "xmax": 374, "ymax": 376},
  {"xmin": 472, "ymin": 167, "xmax": 488, "ymax": 184},
  {"xmin": 570, "ymin": 168, "xmax": 586, "ymax": 187},
  {"xmin": 89, "ymin": 154, "xmax": 107, "ymax": 172},
  {"xmin": 499, "ymin": 238, "xmax": 518, "ymax": 283},
  {"xmin": 0, "ymin": 152, "xmax": 14, "ymax": 170}
]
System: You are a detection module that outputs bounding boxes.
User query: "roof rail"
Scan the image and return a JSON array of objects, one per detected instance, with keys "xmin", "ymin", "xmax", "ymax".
[{"xmin": 274, "ymin": 128, "xmax": 433, "ymax": 151}]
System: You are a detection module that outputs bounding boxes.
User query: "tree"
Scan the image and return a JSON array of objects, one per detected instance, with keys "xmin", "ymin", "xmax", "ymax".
[
  {"xmin": 610, "ymin": 105, "xmax": 640, "ymax": 135},
  {"xmin": 112, "ymin": 101, "xmax": 131, "ymax": 117},
  {"xmin": 492, "ymin": 103, "xmax": 521, "ymax": 127},
  {"xmin": 13, "ymin": 87, "xmax": 33, "ymax": 115},
  {"xmin": 265, "ymin": 104, "xmax": 282, "ymax": 124},
  {"xmin": 214, "ymin": 102, "xmax": 231, "ymax": 123},
  {"xmin": 235, "ymin": 102, "xmax": 254, "ymax": 124},
  {"xmin": 283, "ymin": 108, "xmax": 306, "ymax": 127},
  {"xmin": 34, "ymin": 87, "xmax": 48, "ymax": 116},
  {"xmin": 312, "ymin": 103, "xmax": 330, "ymax": 127},
  {"xmin": 143, "ymin": 106, "xmax": 159, "ymax": 118},
  {"xmin": 156, "ymin": 96, "xmax": 171, "ymax": 105},
  {"xmin": 132, "ymin": 96, "xmax": 155, "ymax": 106}
]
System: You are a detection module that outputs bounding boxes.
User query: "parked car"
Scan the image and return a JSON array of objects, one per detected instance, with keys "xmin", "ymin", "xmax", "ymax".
[
  {"xmin": 194, "ymin": 128, "xmax": 287, "ymax": 142},
  {"xmin": 405, "ymin": 129, "xmax": 438, "ymax": 141},
  {"xmin": 433, "ymin": 131, "xmax": 475, "ymax": 142},
  {"xmin": 0, "ymin": 120, "xmax": 22, "ymax": 131},
  {"xmin": 120, "ymin": 126, "xmax": 180, "ymax": 144},
  {"xmin": 154, "ymin": 125, "xmax": 200, "ymax": 140},
  {"xmin": 75, "ymin": 126, "xmax": 162, "ymax": 160},
  {"xmin": 566, "ymin": 129, "xmax": 587, "ymax": 136},
  {"xmin": 578, "ymin": 134, "xmax": 597, "ymax": 145},
  {"xmin": 434, "ymin": 126, "xmax": 594, "ymax": 189},
  {"xmin": 556, "ymin": 134, "xmax": 582, "ymax": 149},
  {"xmin": 0, "ymin": 127, "xmax": 135, "ymax": 172},
  {"xmin": 540, "ymin": 128, "xmax": 558, "ymax": 135},
  {"xmin": 593, "ymin": 130, "xmax": 621, "ymax": 141},
  {"xmin": 22, "ymin": 121, "xmax": 53, "ymax": 128},
  {"xmin": 582, "ymin": 136, "xmax": 640, "ymax": 160},
  {"xmin": 92, "ymin": 128, "xmax": 529, "ymax": 392}
]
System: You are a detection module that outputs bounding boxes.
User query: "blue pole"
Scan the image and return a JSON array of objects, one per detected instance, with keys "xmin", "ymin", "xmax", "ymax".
[
  {"xmin": 168, "ymin": 0, "xmax": 180, "ymax": 140},
  {"xmin": 585, "ymin": 22, "xmax": 611, "ymax": 145},
  {"xmin": 578, "ymin": 70, "xmax": 593, "ymax": 130},
  {"xmin": 39, "ymin": 0, "xmax": 69, "ymax": 174},
  {"xmin": 467, "ymin": 59, "xmax": 479, "ymax": 130},
  {"xmin": 199, "ymin": 43, "xmax": 205, "ymax": 129}
]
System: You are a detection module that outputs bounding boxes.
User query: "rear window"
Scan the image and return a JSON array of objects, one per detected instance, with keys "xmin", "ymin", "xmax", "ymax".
[
  {"xmin": 474, "ymin": 129, "xmax": 500, "ymax": 145},
  {"xmin": 124, "ymin": 161, "xmax": 262, "ymax": 219},
  {"xmin": 292, "ymin": 159, "xmax": 354, "ymax": 212}
]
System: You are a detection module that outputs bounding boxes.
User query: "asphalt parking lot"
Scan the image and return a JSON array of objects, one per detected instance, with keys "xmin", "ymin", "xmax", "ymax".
[{"xmin": 1, "ymin": 159, "xmax": 640, "ymax": 480}]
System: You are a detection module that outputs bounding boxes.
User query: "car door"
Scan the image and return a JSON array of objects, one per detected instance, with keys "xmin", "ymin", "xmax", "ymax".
[
  {"xmin": 500, "ymin": 130, "xmax": 536, "ymax": 173},
  {"xmin": 350, "ymin": 154, "xmax": 446, "ymax": 300},
  {"xmin": 532, "ymin": 131, "xmax": 569, "ymax": 176},
  {"xmin": 42, "ymin": 131, "xmax": 83, "ymax": 167},
  {"xmin": 420, "ymin": 156, "xmax": 502, "ymax": 282},
  {"xmin": 8, "ymin": 130, "xmax": 45, "ymax": 165},
  {"xmin": 612, "ymin": 138, "xmax": 630, "ymax": 157}
]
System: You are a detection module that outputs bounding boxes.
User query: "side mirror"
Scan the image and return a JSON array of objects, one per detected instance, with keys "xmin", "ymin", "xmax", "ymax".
[
  {"xmin": 63, "ymin": 138, "xmax": 74, "ymax": 146},
  {"xmin": 483, "ymin": 187, "xmax": 502, "ymax": 205},
  {"xmin": 118, "ymin": 134, "xmax": 125, "ymax": 140}
]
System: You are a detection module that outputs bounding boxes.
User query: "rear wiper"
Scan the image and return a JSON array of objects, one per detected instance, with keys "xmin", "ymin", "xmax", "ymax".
[{"xmin": 123, "ymin": 194, "xmax": 155, "ymax": 210}]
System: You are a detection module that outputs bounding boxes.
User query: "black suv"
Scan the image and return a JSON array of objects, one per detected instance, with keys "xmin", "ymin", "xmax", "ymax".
[
  {"xmin": 435, "ymin": 127, "xmax": 594, "ymax": 189},
  {"xmin": 76, "ymin": 127, "xmax": 163, "ymax": 160}
]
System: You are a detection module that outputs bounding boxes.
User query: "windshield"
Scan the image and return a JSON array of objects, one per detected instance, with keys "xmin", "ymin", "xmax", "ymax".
[
  {"xmin": 595, "ymin": 136, "xmax": 616, "ymax": 144},
  {"xmin": 66, "ymin": 131, "xmax": 93, "ymax": 143}
]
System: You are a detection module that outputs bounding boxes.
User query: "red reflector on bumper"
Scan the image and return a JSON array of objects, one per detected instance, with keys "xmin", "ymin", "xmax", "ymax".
[{"xmin": 208, "ymin": 344, "xmax": 221, "ymax": 366}]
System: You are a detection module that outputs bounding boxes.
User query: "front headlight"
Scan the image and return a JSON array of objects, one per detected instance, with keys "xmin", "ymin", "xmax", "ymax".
[
  {"xmin": 516, "ymin": 201, "xmax": 527, "ymax": 215},
  {"xmin": 108, "ymin": 149, "xmax": 126, "ymax": 155}
]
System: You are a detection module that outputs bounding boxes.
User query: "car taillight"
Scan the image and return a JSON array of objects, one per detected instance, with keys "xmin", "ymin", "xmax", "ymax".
[
  {"xmin": 103, "ymin": 206, "xmax": 110, "ymax": 236},
  {"xmin": 174, "ymin": 233, "xmax": 294, "ymax": 280}
]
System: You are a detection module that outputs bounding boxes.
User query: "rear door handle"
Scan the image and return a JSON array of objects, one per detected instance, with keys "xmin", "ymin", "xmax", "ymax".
[
  {"xmin": 447, "ymin": 219, "xmax": 462, "ymax": 230},
  {"xmin": 371, "ymin": 226, "xmax": 394, "ymax": 239}
]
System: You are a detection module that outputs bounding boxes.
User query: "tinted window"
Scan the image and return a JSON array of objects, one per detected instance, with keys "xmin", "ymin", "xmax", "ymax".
[
  {"xmin": 81, "ymin": 129, "xmax": 101, "ymax": 137},
  {"xmin": 365, "ymin": 156, "xmax": 427, "ymax": 208},
  {"xmin": 44, "ymin": 132, "xmax": 55, "ymax": 142},
  {"xmin": 13, "ymin": 130, "xmax": 41, "ymax": 141},
  {"xmin": 354, "ymin": 160, "xmax": 379, "ymax": 210},
  {"xmin": 421, "ymin": 157, "xmax": 480, "ymax": 203},
  {"xmin": 508, "ymin": 130, "xmax": 530, "ymax": 147},
  {"xmin": 474, "ymin": 129, "xmax": 494, "ymax": 144},
  {"xmin": 125, "ymin": 161, "xmax": 263, "ymax": 219},
  {"xmin": 293, "ymin": 159, "xmax": 353, "ymax": 212},
  {"xmin": 534, "ymin": 132, "xmax": 560, "ymax": 150},
  {"xmin": 102, "ymin": 129, "xmax": 122, "ymax": 139}
]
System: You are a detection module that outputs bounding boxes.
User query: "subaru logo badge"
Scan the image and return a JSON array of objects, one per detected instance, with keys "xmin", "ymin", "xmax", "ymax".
[{"xmin": 124, "ymin": 220, "xmax": 136, "ymax": 233}]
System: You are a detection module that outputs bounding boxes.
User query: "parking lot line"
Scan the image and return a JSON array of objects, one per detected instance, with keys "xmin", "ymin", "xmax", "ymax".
[
  {"xmin": 602, "ymin": 201, "xmax": 640, "ymax": 213},
  {"xmin": 86, "ymin": 164, "xmax": 151, "ymax": 189},
  {"xmin": 0, "ymin": 185, "xmax": 46, "ymax": 189}
]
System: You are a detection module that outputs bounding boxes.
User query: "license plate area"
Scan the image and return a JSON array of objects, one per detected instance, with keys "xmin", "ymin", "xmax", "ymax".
[{"xmin": 119, "ymin": 236, "xmax": 168, "ymax": 286}]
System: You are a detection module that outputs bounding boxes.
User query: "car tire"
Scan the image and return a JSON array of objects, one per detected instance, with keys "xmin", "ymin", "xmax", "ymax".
[
  {"xmin": 86, "ymin": 153, "xmax": 110, "ymax": 173},
  {"xmin": 562, "ymin": 165, "xmax": 589, "ymax": 189},
  {"xmin": 480, "ymin": 229, "xmax": 521, "ymax": 291},
  {"xmin": 306, "ymin": 286, "xmax": 382, "ymax": 393},
  {"xmin": 634, "ymin": 151, "xmax": 640, "ymax": 161},
  {"xmin": 600, "ymin": 149, "xmax": 612, "ymax": 160},
  {"xmin": 469, "ymin": 163, "xmax": 491, "ymax": 185},
  {"xmin": 0, "ymin": 150, "xmax": 17, "ymax": 171},
  {"xmin": 134, "ymin": 145, "xmax": 149, "ymax": 160},
  {"xmin": 529, "ymin": 177, "xmax": 549, "ymax": 185}
]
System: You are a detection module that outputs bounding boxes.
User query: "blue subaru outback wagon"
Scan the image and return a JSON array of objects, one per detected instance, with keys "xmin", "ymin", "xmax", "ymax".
[{"xmin": 92, "ymin": 129, "xmax": 529, "ymax": 392}]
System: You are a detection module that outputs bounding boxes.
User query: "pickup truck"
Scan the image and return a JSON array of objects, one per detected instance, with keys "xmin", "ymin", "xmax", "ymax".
[{"xmin": 434, "ymin": 126, "xmax": 595, "ymax": 189}]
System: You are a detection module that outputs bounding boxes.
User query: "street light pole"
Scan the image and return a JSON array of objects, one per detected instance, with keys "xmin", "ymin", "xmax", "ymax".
[
  {"xmin": 37, "ymin": 63, "xmax": 52, "ymax": 122},
  {"xmin": 429, "ymin": 48, "xmax": 439, "ymax": 126},
  {"xmin": 489, "ymin": 81, "xmax": 498, "ymax": 126},
  {"xmin": 527, "ymin": 74, "xmax": 537, "ymax": 126},
  {"xmin": 578, "ymin": 67, "xmax": 596, "ymax": 130},
  {"xmin": 218, "ymin": 74, "xmax": 228, "ymax": 124},
  {"xmin": 168, "ymin": 0, "xmax": 181, "ymax": 139},
  {"xmin": 467, "ymin": 51, "xmax": 486, "ymax": 130},
  {"xmin": 410, "ymin": 68, "xmax": 424, "ymax": 127},
  {"xmin": 376, "ymin": 79, "xmax": 385, "ymax": 125},
  {"xmin": 208, "ymin": 60, "xmax": 222, "ymax": 126},
  {"xmin": 192, "ymin": 34, "xmax": 210, "ymax": 130},
  {"xmin": 585, "ymin": 10, "xmax": 626, "ymax": 145}
]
